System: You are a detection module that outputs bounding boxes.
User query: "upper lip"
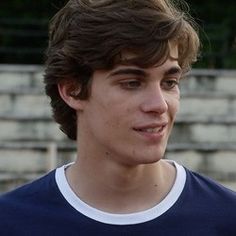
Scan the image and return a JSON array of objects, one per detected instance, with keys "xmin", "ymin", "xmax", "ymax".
[{"xmin": 133, "ymin": 122, "xmax": 168, "ymax": 131}]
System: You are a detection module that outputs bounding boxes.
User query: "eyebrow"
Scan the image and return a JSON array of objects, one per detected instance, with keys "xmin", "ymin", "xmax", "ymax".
[
  {"xmin": 109, "ymin": 68, "xmax": 147, "ymax": 77},
  {"xmin": 164, "ymin": 66, "xmax": 182, "ymax": 76},
  {"xmin": 108, "ymin": 66, "xmax": 182, "ymax": 78}
]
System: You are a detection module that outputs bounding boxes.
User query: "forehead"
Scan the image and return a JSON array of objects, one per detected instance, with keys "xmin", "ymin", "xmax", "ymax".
[
  {"xmin": 118, "ymin": 43, "xmax": 179, "ymax": 66},
  {"xmin": 93, "ymin": 43, "xmax": 180, "ymax": 79}
]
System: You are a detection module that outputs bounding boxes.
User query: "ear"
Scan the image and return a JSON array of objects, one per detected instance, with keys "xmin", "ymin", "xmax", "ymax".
[{"xmin": 58, "ymin": 79, "xmax": 85, "ymax": 111}]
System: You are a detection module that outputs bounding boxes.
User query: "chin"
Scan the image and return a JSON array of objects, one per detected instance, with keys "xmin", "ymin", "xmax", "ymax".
[{"xmin": 134, "ymin": 150, "xmax": 165, "ymax": 165}]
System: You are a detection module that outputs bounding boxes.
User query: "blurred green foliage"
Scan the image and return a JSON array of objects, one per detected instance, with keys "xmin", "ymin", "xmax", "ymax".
[
  {"xmin": 187, "ymin": 0, "xmax": 236, "ymax": 68},
  {"xmin": 0, "ymin": 0, "xmax": 64, "ymax": 18},
  {"xmin": 0, "ymin": 0, "xmax": 235, "ymax": 68},
  {"xmin": 0, "ymin": 0, "xmax": 66, "ymax": 64}
]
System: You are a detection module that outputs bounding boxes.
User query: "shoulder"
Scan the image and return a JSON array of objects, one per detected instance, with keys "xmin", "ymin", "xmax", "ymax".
[
  {"xmin": 0, "ymin": 170, "xmax": 57, "ymax": 210},
  {"xmin": 0, "ymin": 169, "xmax": 69, "ymax": 234},
  {"xmin": 184, "ymin": 167, "xmax": 236, "ymax": 205},
  {"xmin": 179, "ymin": 168, "xmax": 236, "ymax": 234}
]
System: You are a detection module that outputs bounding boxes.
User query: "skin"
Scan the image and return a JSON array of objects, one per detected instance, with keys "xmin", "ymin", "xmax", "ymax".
[{"xmin": 59, "ymin": 45, "xmax": 182, "ymax": 214}]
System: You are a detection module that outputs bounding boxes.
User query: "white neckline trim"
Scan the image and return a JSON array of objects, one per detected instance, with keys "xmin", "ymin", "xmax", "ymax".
[{"xmin": 55, "ymin": 161, "xmax": 186, "ymax": 225}]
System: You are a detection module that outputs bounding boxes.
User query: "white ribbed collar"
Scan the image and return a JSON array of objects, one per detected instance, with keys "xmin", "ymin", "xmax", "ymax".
[{"xmin": 55, "ymin": 160, "xmax": 186, "ymax": 225}]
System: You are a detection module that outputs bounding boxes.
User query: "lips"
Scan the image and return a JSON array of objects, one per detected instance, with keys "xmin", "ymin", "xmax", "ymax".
[
  {"xmin": 132, "ymin": 123, "xmax": 167, "ymax": 142},
  {"xmin": 133, "ymin": 123, "xmax": 167, "ymax": 134},
  {"xmin": 134, "ymin": 126, "xmax": 164, "ymax": 133}
]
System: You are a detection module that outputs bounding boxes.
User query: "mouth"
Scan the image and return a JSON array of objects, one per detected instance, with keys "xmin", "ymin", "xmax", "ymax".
[
  {"xmin": 133, "ymin": 122, "xmax": 168, "ymax": 137},
  {"xmin": 133, "ymin": 126, "xmax": 165, "ymax": 133},
  {"xmin": 132, "ymin": 124, "xmax": 167, "ymax": 142}
]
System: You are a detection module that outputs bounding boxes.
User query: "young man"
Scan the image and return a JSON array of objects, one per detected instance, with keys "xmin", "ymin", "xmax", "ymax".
[{"xmin": 0, "ymin": 0, "xmax": 236, "ymax": 235}]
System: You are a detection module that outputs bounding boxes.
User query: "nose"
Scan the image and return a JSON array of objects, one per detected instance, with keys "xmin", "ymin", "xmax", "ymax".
[{"xmin": 140, "ymin": 85, "xmax": 168, "ymax": 115}]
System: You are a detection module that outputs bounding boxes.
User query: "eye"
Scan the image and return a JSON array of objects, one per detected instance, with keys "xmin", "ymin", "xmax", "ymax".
[
  {"xmin": 120, "ymin": 79, "xmax": 142, "ymax": 90},
  {"xmin": 161, "ymin": 79, "xmax": 179, "ymax": 90}
]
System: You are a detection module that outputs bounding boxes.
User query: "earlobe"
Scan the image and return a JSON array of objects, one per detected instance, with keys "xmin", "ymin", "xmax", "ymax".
[{"xmin": 58, "ymin": 80, "xmax": 85, "ymax": 110}]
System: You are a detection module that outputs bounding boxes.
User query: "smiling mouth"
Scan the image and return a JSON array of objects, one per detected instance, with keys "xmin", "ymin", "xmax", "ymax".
[
  {"xmin": 134, "ymin": 127, "xmax": 164, "ymax": 133},
  {"xmin": 133, "ymin": 125, "xmax": 166, "ymax": 134}
]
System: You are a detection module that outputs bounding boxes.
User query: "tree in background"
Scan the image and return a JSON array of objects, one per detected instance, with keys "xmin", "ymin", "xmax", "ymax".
[
  {"xmin": 187, "ymin": 0, "xmax": 236, "ymax": 68},
  {"xmin": 0, "ymin": 0, "xmax": 235, "ymax": 68},
  {"xmin": 0, "ymin": 0, "xmax": 65, "ymax": 64}
]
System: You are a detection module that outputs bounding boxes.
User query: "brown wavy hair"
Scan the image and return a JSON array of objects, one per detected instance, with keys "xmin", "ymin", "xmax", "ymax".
[{"xmin": 44, "ymin": 0, "xmax": 200, "ymax": 140}]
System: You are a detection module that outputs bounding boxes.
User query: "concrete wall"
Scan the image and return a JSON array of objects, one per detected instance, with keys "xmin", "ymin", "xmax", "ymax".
[{"xmin": 0, "ymin": 65, "xmax": 236, "ymax": 192}]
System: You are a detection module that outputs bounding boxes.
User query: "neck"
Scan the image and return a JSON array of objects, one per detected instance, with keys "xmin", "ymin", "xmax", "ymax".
[{"xmin": 66, "ymin": 151, "xmax": 176, "ymax": 214}]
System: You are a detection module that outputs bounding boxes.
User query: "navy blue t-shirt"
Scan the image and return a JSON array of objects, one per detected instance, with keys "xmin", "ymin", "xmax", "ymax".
[{"xmin": 0, "ymin": 162, "xmax": 235, "ymax": 235}]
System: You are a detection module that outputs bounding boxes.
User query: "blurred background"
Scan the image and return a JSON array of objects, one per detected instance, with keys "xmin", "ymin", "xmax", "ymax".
[
  {"xmin": 0, "ymin": 0, "xmax": 235, "ymax": 192},
  {"xmin": 0, "ymin": 0, "xmax": 235, "ymax": 68}
]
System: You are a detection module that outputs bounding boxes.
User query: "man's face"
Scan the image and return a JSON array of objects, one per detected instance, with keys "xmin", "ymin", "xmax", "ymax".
[{"xmin": 78, "ymin": 46, "xmax": 181, "ymax": 167}]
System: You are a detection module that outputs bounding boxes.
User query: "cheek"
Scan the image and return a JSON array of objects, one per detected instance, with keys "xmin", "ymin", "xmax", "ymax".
[
  {"xmin": 173, "ymin": 98, "xmax": 180, "ymax": 114},
  {"xmin": 95, "ymin": 93, "xmax": 131, "ymax": 126},
  {"xmin": 166, "ymin": 95, "xmax": 180, "ymax": 119},
  {"xmin": 105, "ymin": 106, "xmax": 127, "ymax": 128},
  {"xmin": 93, "ymin": 99, "xmax": 124, "ymax": 130}
]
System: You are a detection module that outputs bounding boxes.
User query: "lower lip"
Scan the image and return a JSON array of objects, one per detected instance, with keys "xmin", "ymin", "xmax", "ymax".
[{"xmin": 133, "ymin": 125, "xmax": 166, "ymax": 142}]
